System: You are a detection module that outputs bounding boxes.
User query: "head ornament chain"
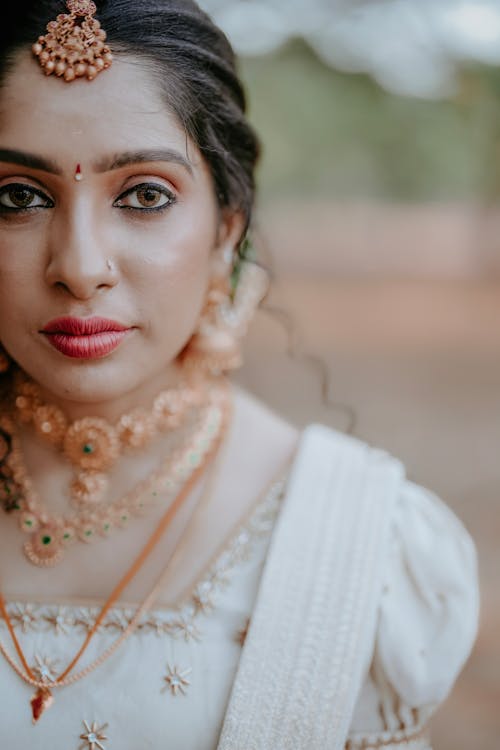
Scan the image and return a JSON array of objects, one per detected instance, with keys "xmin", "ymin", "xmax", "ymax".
[{"xmin": 32, "ymin": 0, "xmax": 112, "ymax": 82}]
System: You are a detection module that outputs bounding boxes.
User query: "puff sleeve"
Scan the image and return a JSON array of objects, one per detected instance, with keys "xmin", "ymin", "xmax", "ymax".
[{"xmin": 347, "ymin": 480, "xmax": 479, "ymax": 746}]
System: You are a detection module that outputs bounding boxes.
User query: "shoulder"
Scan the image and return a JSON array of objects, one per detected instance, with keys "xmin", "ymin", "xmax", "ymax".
[
  {"xmin": 289, "ymin": 422, "xmax": 406, "ymax": 505},
  {"xmin": 299, "ymin": 423, "xmax": 479, "ymax": 698},
  {"xmin": 346, "ymin": 471, "xmax": 479, "ymax": 746},
  {"xmin": 299, "ymin": 426, "xmax": 481, "ymax": 745},
  {"xmin": 293, "ymin": 421, "xmax": 403, "ymax": 469},
  {"xmin": 284, "ymin": 422, "xmax": 479, "ymax": 743},
  {"xmin": 376, "ymin": 477, "xmax": 479, "ymax": 705},
  {"xmin": 222, "ymin": 408, "xmax": 479, "ymax": 747}
]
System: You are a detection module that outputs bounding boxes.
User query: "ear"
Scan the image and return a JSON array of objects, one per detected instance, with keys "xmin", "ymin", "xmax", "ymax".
[{"xmin": 210, "ymin": 209, "xmax": 247, "ymax": 277}]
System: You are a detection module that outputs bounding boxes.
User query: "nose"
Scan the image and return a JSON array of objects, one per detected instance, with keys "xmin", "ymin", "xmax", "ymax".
[{"xmin": 45, "ymin": 200, "xmax": 118, "ymax": 300}]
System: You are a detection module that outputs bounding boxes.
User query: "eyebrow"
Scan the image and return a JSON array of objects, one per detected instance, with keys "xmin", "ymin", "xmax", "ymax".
[
  {"xmin": 0, "ymin": 149, "xmax": 62, "ymax": 175},
  {"xmin": 0, "ymin": 148, "xmax": 194, "ymax": 177},
  {"xmin": 93, "ymin": 149, "xmax": 194, "ymax": 176}
]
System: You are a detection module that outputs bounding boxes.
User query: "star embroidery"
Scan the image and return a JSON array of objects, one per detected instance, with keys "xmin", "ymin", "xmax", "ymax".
[
  {"xmin": 192, "ymin": 581, "xmax": 215, "ymax": 614},
  {"xmin": 143, "ymin": 614, "xmax": 168, "ymax": 636},
  {"xmin": 43, "ymin": 607, "xmax": 74, "ymax": 635},
  {"xmin": 105, "ymin": 609, "xmax": 129, "ymax": 632},
  {"xmin": 235, "ymin": 529, "xmax": 251, "ymax": 549},
  {"xmin": 79, "ymin": 720, "xmax": 108, "ymax": 750},
  {"xmin": 31, "ymin": 654, "xmax": 59, "ymax": 683},
  {"xmin": 11, "ymin": 603, "xmax": 38, "ymax": 633},
  {"xmin": 74, "ymin": 608, "xmax": 100, "ymax": 633},
  {"xmin": 174, "ymin": 616, "xmax": 202, "ymax": 642},
  {"xmin": 161, "ymin": 664, "xmax": 192, "ymax": 696}
]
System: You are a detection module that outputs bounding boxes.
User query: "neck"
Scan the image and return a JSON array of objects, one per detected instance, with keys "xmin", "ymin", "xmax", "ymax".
[{"xmin": 12, "ymin": 362, "xmax": 192, "ymax": 424}]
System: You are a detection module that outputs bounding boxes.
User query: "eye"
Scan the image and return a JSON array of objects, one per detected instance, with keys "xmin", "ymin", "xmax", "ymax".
[
  {"xmin": 0, "ymin": 183, "xmax": 53, "ymax": 211},
  {"xmin": 114, "ymin": 182, "xmax": 176, "ymax": 212}
]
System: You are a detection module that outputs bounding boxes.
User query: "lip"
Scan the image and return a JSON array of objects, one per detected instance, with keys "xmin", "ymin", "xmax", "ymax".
[
  {"xmin": 42, "ymin": 317, "xmax": 130, "ymax": 335},
  {"xmin": 41, "ymin": 317, "xmax": 132, "ymax": 359}
]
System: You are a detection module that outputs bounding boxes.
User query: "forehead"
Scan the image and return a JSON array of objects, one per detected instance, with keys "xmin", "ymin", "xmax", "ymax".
[{"xmin": 0, "ymin": 50, "xmax": 201, "ymax": 166}]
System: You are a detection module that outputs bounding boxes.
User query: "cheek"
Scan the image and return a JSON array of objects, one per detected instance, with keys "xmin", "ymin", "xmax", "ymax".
[
  {"xmin": 138, "ymin": 256, "xmax": 208, "ymax": 316},
  {"xmin": 0, "ymin": 221, "xmax": 46, "ymax": 275},
  {"xmin": 125, "ymin": 225, "xmax": 213, "ymax": 343},
  {"xmin": 0, "ymin": 243, "xmax": 43, "ymax": 329}
]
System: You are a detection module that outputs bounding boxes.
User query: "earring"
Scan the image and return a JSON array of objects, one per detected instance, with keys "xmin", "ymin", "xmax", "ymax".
[
  {"xmin": 180, "ymin": 259, "xmax": 269, "ymax": 376},
  {"xmin": 0, "ymin": 345, "xmax": 11, "ymax": 374}
]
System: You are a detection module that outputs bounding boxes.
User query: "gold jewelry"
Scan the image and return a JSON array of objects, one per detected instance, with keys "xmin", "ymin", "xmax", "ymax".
[
  {"xmin": 12, "ymin": 371, "xmax": 203, "ymax": 507},
  {"xmin": 1, "ymin": 379, "xmax": 224, "ymax": 567},
  {"xmin": 181, "ymin": 260, "xmax": 269, "ymax": 375},
  {"xmin": 32, "ymin": 0, "xmax": 113, "ymax": 83},
  {"xmin": 0, "ymin": 382, "xmax": 231, "ymax": 722}
]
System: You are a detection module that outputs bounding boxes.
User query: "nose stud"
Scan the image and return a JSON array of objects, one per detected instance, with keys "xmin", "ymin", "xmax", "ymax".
[{"xmin": 106, "ymin": 259, "xmax": 114, "ymax": 271}]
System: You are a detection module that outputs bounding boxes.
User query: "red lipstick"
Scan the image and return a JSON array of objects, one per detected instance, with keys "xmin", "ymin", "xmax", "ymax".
[{"xmin": 41, "ymin": 317, "xmax": 131, "ymax": 359}]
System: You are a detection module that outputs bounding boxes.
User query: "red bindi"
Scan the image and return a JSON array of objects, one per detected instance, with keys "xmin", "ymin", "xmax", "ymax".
[{"xmin": 74, "ymin": 164, "xmax": 83, "ymax": 182}]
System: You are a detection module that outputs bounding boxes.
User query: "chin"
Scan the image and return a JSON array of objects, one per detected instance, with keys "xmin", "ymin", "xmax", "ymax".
[{"xmin": 17, "ymin": 357, "xmax": 153, "ymax": 404}]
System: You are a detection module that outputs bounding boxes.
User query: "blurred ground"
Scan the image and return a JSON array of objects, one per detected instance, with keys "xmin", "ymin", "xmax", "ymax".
[{"xmin": 234, "ymin": 203, "xmax": 500, "ymax": 750}]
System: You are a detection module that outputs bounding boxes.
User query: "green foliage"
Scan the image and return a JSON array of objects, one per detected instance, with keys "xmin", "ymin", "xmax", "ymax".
[
  {"xmin": 231, "ymin": 235, "xmax": 255, "ymax": 293},
  {"xmin": 239, "ymin": 40, "xmax": 497, "ymax": 202}
]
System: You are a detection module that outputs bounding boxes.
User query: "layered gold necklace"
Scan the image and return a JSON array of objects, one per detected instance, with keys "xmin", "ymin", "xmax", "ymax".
[
  {"xmin": 0, "ymin": 371, "xmax": 226, "ymax": 566},
  {"xmin": 0, "ymin": 376, "xmax": 232, "ymax": 722}
]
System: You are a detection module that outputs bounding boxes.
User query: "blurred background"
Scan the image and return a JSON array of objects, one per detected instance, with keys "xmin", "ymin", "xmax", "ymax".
[{"xmin": 199, "ymin": 1, "xmax": 499, "ymax": 748}]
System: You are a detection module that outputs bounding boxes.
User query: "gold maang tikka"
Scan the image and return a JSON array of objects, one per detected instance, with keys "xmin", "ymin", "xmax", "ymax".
[{"xmin": 32, "ymin": 0, "xmax": 113, "ymax": 82}]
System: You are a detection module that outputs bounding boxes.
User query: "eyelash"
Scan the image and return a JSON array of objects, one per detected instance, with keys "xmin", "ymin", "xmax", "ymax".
[
  {"xmin": 0, "ymin": 183, "xmax": 53, "ymax": 213},
  {"xmin": 0, "ymin": 181, "xmax": 177, "ymax": 215},
  {"xmin": 113, "ymin": 182, "xmax": 177, "ymax": 212}
]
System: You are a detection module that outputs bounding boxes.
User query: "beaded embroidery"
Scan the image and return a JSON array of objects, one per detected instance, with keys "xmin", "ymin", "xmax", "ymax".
[
  {"xmin": 346, "ymin": 730, "xmax": 431, "ymax": 750},
  {"xmin": 0, "ymin": 478, "xmax": 285, "ymax": 640},
  {"xmin": 79, "ymin": 720, "xmax": 109, "ymax": 750}
]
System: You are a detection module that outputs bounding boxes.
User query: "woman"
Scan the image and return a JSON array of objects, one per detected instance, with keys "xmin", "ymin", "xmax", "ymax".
[{"xmin": 0, "ymin": 1, "xmax": 478, "ymax": 748}]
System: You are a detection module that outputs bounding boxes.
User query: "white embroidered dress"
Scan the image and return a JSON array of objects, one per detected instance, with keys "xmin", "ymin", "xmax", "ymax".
[{"xmin": 0, "ymin": 427, "xmax": 479, "ymax": 749}]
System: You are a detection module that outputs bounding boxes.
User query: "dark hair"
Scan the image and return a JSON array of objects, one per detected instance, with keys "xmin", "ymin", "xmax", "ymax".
[{"xmin": 0, "ymin": 0, "xmax": 260, "ymax": 236}]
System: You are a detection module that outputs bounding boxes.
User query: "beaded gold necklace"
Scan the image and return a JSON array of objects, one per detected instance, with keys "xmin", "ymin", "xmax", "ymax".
[
  {"xmin": 0, "ymin": 381, "xmax": 232, "ymax": 722},
  {"xmin": 0, "ymin": 374, "xmax": 226, "ymax": 566},
  {"xmin": 12, "ymin": 371, "xmax": 204, "ymax": 506}
]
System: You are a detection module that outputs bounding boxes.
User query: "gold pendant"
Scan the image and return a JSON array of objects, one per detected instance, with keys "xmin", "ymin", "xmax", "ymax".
[
  {"xmin": 31, "ymin": 686, "xmax": 54, "ymax": 723},
  {"xmin": 24, "ymin": 528, "xmax": 64, "ymax": 568}
]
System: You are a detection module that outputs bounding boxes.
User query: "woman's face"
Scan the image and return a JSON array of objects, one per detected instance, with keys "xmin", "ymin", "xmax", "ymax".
[{"xmin": 0, "ymin": 52, "xmax": 241, "ymax": 411}]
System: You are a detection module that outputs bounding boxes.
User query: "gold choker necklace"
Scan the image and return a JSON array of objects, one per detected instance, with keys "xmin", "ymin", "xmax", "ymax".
[
  {"xmin": 12, "ymin": 372, "xmax": 205, "ymax": 507},
  {"xmin": 0, "ymin": 374, "xmax": 227, "ymax": 567},
  {"xmin": 0, "ymin": 386, "xmax": 232, "ymax": 723}
]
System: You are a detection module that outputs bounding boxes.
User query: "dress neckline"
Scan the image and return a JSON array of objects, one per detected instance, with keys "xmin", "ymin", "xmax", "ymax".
[{"xmin": 1, "ymin": 473, "xmax": 288, "ymax": 638}]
